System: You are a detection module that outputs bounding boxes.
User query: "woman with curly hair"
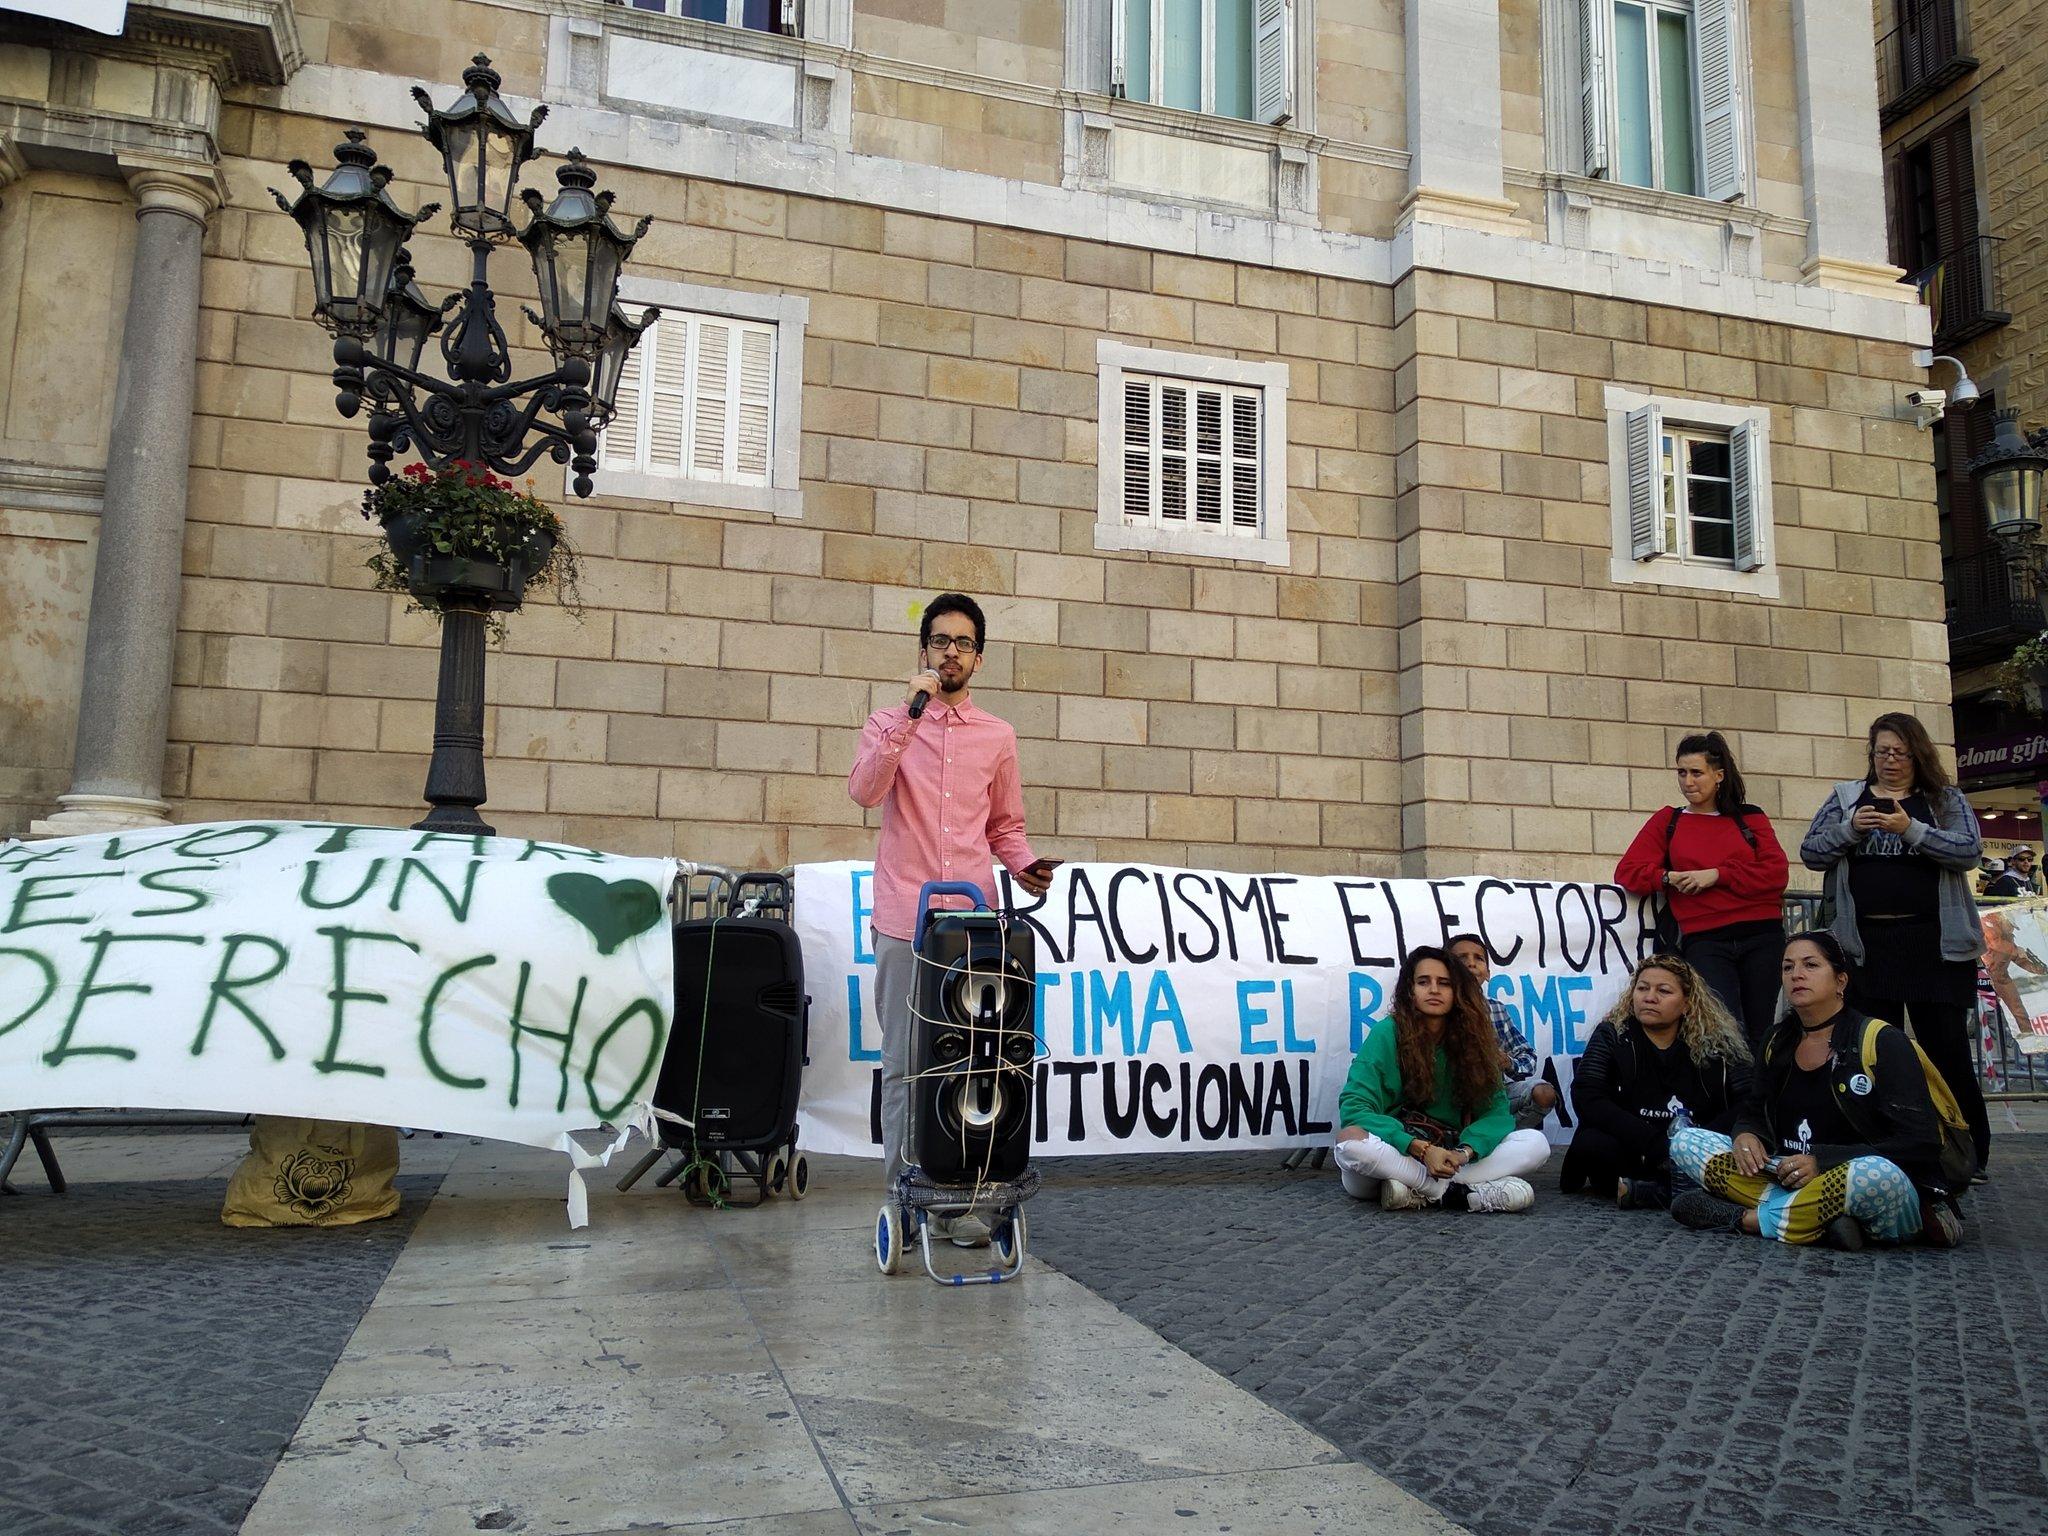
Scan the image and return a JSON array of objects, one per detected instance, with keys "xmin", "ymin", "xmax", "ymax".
[
  {"xmin": 1559, "ymin": 955, "xmax": 1752, "ymax": 1210},
  {"xmin": 1333, "ymin": 947, "xmax": 1550, "ymax": 1212}
]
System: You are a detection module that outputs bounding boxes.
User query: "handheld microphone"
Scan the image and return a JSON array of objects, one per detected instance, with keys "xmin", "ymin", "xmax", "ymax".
[{"xmin": 909, "ymin": 690, "xmax": 930, "ymax": 720}]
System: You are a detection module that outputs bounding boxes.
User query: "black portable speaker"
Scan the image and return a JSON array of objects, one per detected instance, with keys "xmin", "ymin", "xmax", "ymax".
[
  {"xmin": 657, "ymin": 917, "xmax": 805, "ymax": 1152},
  {"xmin": 911, "ymin": 911, "xmax": 1036, "ymax": 1183}
]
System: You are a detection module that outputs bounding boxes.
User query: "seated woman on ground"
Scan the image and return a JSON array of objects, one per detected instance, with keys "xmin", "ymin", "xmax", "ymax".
[
  {"xmin": 1559, "ymin": 955, "xmax": 1751, "ymax": 1211},
  {"xmin": 1333, "ymin": 947, "xmax": 1551, "ymax": 1213},
  {"xmin": 1669, "ymin": 931, "xmax": 1962, "ymax": 1249}
]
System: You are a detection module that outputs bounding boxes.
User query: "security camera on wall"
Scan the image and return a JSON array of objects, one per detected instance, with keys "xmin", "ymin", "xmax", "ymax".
[{"xmin": 1908, "ymin": 388, "xmax": 1948, "ymax": 430}]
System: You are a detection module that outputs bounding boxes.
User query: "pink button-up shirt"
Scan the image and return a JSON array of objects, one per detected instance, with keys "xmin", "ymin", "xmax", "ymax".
[{"xmin": 847, "ymin": 694, "xmax": 1037, "ymax": 942}]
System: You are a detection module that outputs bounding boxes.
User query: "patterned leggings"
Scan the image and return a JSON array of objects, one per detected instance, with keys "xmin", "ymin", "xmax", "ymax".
[{"xmin": 1668, "ymin": 1128, "xmax": 1923, "ymax": 1245}]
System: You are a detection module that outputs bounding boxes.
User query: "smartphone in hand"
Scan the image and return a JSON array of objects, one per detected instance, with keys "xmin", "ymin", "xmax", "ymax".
[{"xmin": 1024, "ymin": 858, "xmax": 1064, "ymax": 880}]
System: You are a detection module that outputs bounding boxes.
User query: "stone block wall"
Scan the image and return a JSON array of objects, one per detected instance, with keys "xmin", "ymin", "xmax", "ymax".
[{"xmin": 1394, "ymin": 270, "xmax": 1945, "ymax": 880}]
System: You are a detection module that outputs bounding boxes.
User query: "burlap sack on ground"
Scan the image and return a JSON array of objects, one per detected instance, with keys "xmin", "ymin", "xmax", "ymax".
[{"xmin": 221, "ymin": 1118, "xmax": 401, "ymax": 1227}]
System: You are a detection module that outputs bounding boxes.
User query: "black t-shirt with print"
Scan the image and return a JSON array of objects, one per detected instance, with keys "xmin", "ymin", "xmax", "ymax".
[
  {"xmin": 1773, "ymin": 1058, "xmax": 1860, "ymax": 1156},
  {"xmin": 1846, "ymin": 787, "xmax": 1941, "ymax": 919}
]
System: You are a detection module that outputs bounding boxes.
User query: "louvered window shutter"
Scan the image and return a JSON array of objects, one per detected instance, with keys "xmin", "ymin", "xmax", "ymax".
[
  {"xmin": 1253, "ymin": 0, "xmax": 1293, "ymax": 126},
  {"xmin": 1580, "ymin": 0, "xmax": 1612, "ymax": 178},
  {"xmin": 1626, "ymin": 403, "xmax": 1666, "ymax": 562},
  {"xmin": 1230, "ymin": 392, "xmax": 1260, "ymax": 529},
  {"xmin": 1122, "ymin": 373, "xmax": 1264, "ymax": 535},
  {"xmin": 601, "ymin": 334, "xmax": 645, "ymax": 469},
  {"xmin": 692, "ymin": 320, "xmax": 730, "ymax": 478},
  {"xmin": 1122, "ymin": 376, "xmax": 1153, "ymax": 522},
  {"xmin": 1694, "ymin": 0, "xmax": 1746, "ymax": 202},
  {"xmin": 1727, "ymin": 420, "xmax": 1763, "ymax": 572},
  {"xmin": 648, "ymin": 316, "xmax": 690, "ymax": 472},
  {"xmin": 736, "ymin": 325, "xmax": 774, "ymax": 480}
]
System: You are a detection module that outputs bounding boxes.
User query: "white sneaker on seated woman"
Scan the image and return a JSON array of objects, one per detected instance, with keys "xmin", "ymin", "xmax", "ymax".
[{"xmin": 1332, "ymin": 947, "xmax": 1550, "ymax": 1212}]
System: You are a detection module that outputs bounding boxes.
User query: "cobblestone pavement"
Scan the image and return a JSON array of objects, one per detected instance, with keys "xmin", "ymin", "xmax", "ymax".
[
  {"xmin": 1030, "ymin": 1140, "xmax": 2048, "ymax": 1536},
  {"xmin": 0, "ymin": 1173, "xmax": 440, "ymax": 1536}
]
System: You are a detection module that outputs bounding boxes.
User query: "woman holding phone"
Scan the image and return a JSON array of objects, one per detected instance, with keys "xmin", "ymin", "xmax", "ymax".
[{"xmin": 1799, "ymin": 712, "xmax": 1988, "ymax": 1179}]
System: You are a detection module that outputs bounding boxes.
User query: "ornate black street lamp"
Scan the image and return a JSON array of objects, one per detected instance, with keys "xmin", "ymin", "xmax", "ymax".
[
  {"xmin": 273, "ymin": 55, "xmax": 652, "ymax": 837},
  {"xmin": 1969, "ymin": 409, "xmax": 2048, "ymax": 577}
]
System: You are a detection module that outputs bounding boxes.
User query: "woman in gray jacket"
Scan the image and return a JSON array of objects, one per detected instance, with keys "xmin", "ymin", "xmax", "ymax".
[{"xmin": 1800, "ymin": 712, "xmax": 1988, "ymax": 1178}]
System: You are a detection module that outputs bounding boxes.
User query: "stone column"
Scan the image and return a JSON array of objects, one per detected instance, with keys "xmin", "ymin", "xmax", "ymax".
[
  {"xmin": 1792, "ymin": 0, "xmax": 1909, "ymax": 300},
  {"xmin": 1400, "ymin": 0, "xmax": 1524, "ymax": 235},
  {"xmin": 32, "ymin": 162, "xmax": 222, "ymax": 836}
]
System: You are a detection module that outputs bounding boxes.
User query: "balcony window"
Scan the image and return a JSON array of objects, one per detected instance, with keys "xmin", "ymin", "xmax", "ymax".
[
  {"xmin": 1889, "ymin": 115, "xmax": 2010, "ymax": 347},
  {"xmin": 1579, "ymin": 0, "xmax": 1745, "ymax": 201},
  {"xmin": 625, "ymin": 0, "xmax": 799, "ymax": 33},
  {"xmin": 1113, "ymin": 0, "xmax": 1295, "ymax": 124},
  {"xmin": 1878, "ymin": 1, "xmax": 1975, "ymax": 123}
]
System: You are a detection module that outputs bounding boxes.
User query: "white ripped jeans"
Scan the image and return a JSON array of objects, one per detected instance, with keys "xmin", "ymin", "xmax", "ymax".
[{"xmin": 1333, "ymin": 1128, "xmax": 1551, "ymax": 1201}]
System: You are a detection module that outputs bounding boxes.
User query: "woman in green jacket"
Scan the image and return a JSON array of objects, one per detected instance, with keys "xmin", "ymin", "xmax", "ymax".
[{"xmin": 1334, "ymin": 947, "xmax": 1550, "ymax": 1212}]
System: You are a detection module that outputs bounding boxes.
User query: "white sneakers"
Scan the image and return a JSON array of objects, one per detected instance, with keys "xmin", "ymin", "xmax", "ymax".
[
  {"xmin": 1378, "ymin": 1176, "xmax": 1535, "ymax": 1213},
  {"xmin": 1379, "ymin": 1179, "xmax": 1429, "ymax": 1211},
  {"xmin": 1461, "ymin": 1176, "xmax": 1535, "ymax": 1213}
]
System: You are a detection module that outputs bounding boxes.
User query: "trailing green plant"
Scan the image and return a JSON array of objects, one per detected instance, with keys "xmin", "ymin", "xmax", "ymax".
[
  {"xmin": 362, "ymin": 460, "xmax": 582, "ymax": 637},
  {"xmin": 1992, "ymin": 631, "xmax": 2048, "ymax": 709}
]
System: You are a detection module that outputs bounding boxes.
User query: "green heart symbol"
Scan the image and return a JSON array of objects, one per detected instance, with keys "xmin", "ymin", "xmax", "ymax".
[{"xmin": 546, "ymin": 873, "xmax": 664, "ymax": 956}]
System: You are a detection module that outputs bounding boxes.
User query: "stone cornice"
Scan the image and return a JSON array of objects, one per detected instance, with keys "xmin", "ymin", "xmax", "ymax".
[
  {"xmin": 278, "ymin": 61, "xmax": 1933, "ymax": 346},
  {"xmin": 128, "ymin": 1, "xmax": 302, "ymax": 86}
]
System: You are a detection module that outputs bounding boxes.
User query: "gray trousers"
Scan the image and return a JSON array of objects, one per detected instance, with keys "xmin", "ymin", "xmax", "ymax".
[{"xmin": 874, "ymin": 933, "xmax": 916, "ymax": 1190}]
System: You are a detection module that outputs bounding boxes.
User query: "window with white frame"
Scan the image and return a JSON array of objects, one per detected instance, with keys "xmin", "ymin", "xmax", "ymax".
[
  {"xmin": 590, "ymin": 279, "xmax": 807, "ymax": 518},
  {"xmin": 1096, "ymin": 341, "xmax": 1289, "ymax": 566},
  {"xmin": 622, "ymin": 0, "xmax": 801, "ymax": 34},
  {"xmin": 603, "ymin": 310, "xmax": 776, "ymax": 485},
  {"xmin": 1112, "ymin": 0, "xmax": 1295, "ymax": 124},
  {"xmin": 1579, "ymin": 0, "xmax": 1746, "ymax": 200},
  {"xmin": 1606, "ymin": 386, "xmax": 1774, "ymax": 596}
]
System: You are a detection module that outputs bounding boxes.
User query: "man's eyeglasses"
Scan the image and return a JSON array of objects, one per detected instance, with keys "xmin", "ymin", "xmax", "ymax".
[{"xmin": 924, "ymin": 635, "xmax": 980, "ymax": 655}]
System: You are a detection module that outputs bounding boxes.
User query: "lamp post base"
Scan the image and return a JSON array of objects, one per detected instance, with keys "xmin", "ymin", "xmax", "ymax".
[{"xmin": 414, "ymin": 600, "xmax": 496, "ymax": 838}]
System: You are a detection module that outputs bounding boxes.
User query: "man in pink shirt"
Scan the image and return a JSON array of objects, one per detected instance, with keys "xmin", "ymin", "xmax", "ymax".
[{"xmin": 847, "ymin": 593, "xmax": 1055, "ymax": 1244}]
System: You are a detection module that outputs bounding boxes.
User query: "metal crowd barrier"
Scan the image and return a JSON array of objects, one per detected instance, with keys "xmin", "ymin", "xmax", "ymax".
[{"xmin": 1784, "ymin": 890, "xmax": 2048, "ymax": 1102}]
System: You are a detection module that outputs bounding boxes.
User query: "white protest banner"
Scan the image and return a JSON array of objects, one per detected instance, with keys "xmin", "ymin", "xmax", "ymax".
[
  {"xmin": 0, "ymin": 821, "xmax": 678, "ymax": 1222},
  {"xmin": 792, "ymin": 861, "xmax": 1660, "ymax": 1156}
]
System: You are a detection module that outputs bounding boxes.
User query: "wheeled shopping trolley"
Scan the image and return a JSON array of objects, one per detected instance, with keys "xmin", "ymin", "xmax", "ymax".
[
  {"xmin": 619, "ymin": 869, "xmax": 813, "ymax": 1206},
  {"xmin": 874, "ymin": 880, "xmax": 1039, "ymax": 1284}
]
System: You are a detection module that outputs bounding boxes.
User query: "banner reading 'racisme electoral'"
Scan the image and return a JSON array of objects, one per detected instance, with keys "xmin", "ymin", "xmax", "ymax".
[{"xmin": 792, "ymin": 861, "xmax": 1661, "ymax": 1156}]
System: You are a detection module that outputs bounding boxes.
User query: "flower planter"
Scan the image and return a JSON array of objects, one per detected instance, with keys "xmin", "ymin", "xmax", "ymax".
[{"xmin": 363, "ymin": 461, "xmax": 579, "ymax": 630}]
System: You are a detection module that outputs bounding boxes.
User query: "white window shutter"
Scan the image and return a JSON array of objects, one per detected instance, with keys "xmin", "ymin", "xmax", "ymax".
[
  {"xmin": 1694, "ymin": 0, "xmax": 1745, "ymax": 202},
  {"xmin": 1728, "ymin": 420, "xmax": 1763, "ymax": 571},
  {"xmin": 601, "ymin": 337, "xmax": 644, "ymax": 469},
  {"xmin": 1254, "ymin": 0, "xmax": 1293, "ymax": 126},
  {"xmin": 780, "ymin": 0, "xmax": 799, "ymax": 34},
  {"xmin": 1580, "ymin": 0, "xmax": 1612, "ymax": 179},
  {"xmin": 647, "ymin": 317, "xmax": 689, "ymax": 472},
  {"xmin": 692, "ymin": 319, "xmax": 732, "ymax": 478},
  {"xmin": 736, "ymin": 325, "xmax": 774, "ymax": 482},
  {"xmin": 1159, "ymin": 382, "xmax": 1189, "ymax": 524},
  {"xmin": 1230, "ymin": 391, "xmax": 1260, "ymax": 531},
  {"xmin": 1110, "ymin": 0, "xmax": 1127, "ymax": 93},
  {"xmin": 1122, "ymin": 376, "xmax": 1154, "ymax": 524},
  {"xmin": 1626, "ymin": 404, "xmax": 1666, "ymax": 562}
]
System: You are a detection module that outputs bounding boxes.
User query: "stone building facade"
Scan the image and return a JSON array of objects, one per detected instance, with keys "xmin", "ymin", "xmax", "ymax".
[
  {"xmin": 1874, "ymin": 0, "xmax": 2048, "ymax": 843},
  {"xmin": 1, "ymin": 0, "xmax": 1937, "ymax": 883}
]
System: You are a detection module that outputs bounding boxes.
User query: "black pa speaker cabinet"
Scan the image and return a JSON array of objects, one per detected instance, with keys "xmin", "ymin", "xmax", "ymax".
[
  {"xmin": 911, "ymin": 912, "xmax": 1036, "ymax": 1183},
  {"xmin": 658, "ymin": 918, "xmax": 805, "ymax": 1152}
]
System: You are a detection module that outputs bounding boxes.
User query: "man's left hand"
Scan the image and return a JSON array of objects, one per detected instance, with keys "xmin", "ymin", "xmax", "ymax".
[{"xmin": 1014, "ymin": 861, "xmax": 1055, "ymax": 895}]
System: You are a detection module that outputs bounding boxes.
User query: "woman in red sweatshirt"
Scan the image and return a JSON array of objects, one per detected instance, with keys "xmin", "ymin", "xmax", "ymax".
[{"xmin": 1615, "ymin": 732, "xmax": 1790, "ymax": 1053}]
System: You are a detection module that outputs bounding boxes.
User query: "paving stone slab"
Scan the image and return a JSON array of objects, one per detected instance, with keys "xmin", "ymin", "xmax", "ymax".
[
  {"xmin": 0, "ymin": 1174, "xmax": 439, "ymax": 1536},
  {"xmin": 1027, "ymin": 1142, "xmax": 2048, "ymax": 1536}
]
